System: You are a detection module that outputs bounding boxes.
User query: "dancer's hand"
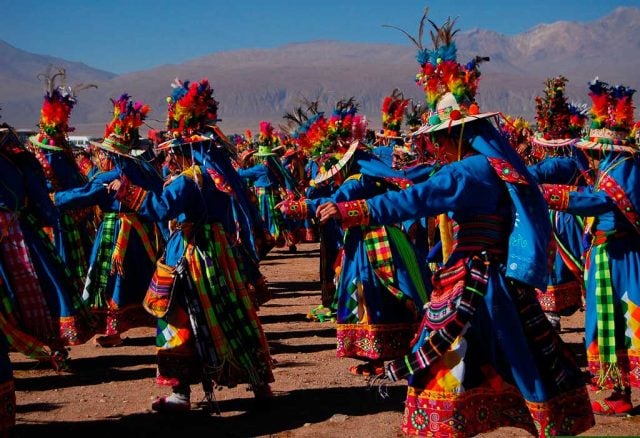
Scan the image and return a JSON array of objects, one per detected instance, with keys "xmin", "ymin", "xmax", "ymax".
[
  {"xmin": 316, "ymin": 202, "xmax": 340, "ymax": 224},
  {"xmin": 107, "ymin": 179, "xmax": 122, "ymax": 193}
]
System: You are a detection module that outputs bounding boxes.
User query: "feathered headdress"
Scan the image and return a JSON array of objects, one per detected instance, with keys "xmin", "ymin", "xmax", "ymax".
[
  {"xmin": 30, "ymin": 66, "xmax": 97, "ymax": 151},
  {"xmin": 385, "ymin": 10, "xmax": 495, "ymax": 133},
  {"xmin": 327, "ymin": 97, "xmax": 366, "ymax": 145},
  {"xmin": 380, "ymin": 89, "xmax": 409, "ymax": 137},
  {"xmin": 90, "ymin": 94, "xmax": 151, "ymax": 155},
  {"xmin": 165, "ymin": 78, "xmax": 219, "ymax": 139},
  {"xmin": 576, "ymin": 78, "xmax": 637, "ymax": 153}
]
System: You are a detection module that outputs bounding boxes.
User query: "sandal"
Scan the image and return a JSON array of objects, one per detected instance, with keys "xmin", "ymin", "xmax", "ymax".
[{"xmin": 591, "ymin": 392, "xmax": 633, "ymax": 416}]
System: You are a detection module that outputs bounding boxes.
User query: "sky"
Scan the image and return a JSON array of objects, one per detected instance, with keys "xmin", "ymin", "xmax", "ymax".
[{"xmin": 1, "ymin": 0, "xmax": 638, "ymax": 74}]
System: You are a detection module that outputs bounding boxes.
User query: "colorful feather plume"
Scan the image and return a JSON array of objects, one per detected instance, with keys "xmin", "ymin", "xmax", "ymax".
[
  {"xmin": 393, "ymin": 14, "xmax": 489, "ymax": 113},
  {"xmin": 586, "ymin": 78, "xmax": 636, "ymax": 132},
  {"xmin": 381, "ymin": 89, "xmax": 409, "ymax": 136},
  {"xmin": 103, "ymin": 94, "xmax": 151, "ymax": 144},
  {"xmin": 258, "ymin": 120, "xmax": 278, "ymax": 146},
  {"xmin": 32, "ymin": 66, "xmax": 97, "ymax": 148},
  {"xmin": 166, "ymin": 78, "xmax": 219, "ymax": 134}
]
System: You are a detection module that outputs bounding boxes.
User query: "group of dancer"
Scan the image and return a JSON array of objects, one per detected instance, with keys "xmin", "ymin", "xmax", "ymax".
[{"xmin": 1, "ymin": 9, "xmax": 640, "ymax": 438}]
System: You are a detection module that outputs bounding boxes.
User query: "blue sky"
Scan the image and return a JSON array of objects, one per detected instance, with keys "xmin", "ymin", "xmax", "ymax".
[{"xmin": 1, "ymin": 0, "xmax": 637, "ymax": 74}]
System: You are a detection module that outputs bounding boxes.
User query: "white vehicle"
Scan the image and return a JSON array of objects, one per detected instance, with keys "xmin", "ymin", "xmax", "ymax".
[{"xmin": 68, "ymin": 135, "xmax": 94, "ymax": 149}]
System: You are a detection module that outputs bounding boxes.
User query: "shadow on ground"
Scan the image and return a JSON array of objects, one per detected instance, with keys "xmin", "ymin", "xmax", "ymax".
[
  {"xmin": 15, "ymin": 354, "xmax": 157, "ymax": 391},
  {"xmin": 16, "ymin": 384, "xmax": 405, "ymax": 437}
]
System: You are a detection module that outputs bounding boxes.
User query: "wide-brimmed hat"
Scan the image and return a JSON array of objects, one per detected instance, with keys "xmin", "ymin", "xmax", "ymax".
[
  {"xmin": 155, "ymin": 133, "xmax": 211, "ymax": 151},
  {"xmin": 387, "ymin": 14, "xmax": 497, "ymax": 137},
  {"xmin": 313, "ymin": 140, "xmax": 360, "ymax": 186},
  {"xmin": 90, "ymin": 94, "xmax": 150, "ymax": 156},
  {"xmin": 575, "ymin": 79, "xmax": 637, "ymax": 154},
  {"xmin": 411, "ymin": 93, "xmax": 499, "ymax": 135},
  {"xmin": 531, "ymin": 76, "xmax": 587, "ymax": 149}
]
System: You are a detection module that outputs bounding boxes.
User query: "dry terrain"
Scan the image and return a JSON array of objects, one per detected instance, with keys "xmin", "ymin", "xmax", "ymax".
[{"xmin": 11, "ymin": 243, "xmax": 640, "ymax": 437}]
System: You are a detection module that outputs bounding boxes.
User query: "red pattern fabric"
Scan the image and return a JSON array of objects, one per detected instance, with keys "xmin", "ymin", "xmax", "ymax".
[
  {"xmin": 599, "ymin": 173, "xmax": 640, "ymax": 235},
  {"xmin": 337, "ymin": 200, "xmax": 370, "ymax": 228},
  {"xmin": 486, "ymin": 157, "xmax": 530, "ymax": 185},
  {"xmin": 541, "ymin": 184, "xmax": 573, "ymax": 211},
  {"xmin": 115, "ymin": 176, "xmax": 148, "ymax": 211},
  {"xmin": 0, "ymin": 212, "xmax": 56, "ymax": 341},
  {"xmin": 402, "ymin": 384, "xmax": 593, "ymax": 437},
  {"xmin": 536, "ymin": 281, "xmax": 583, "ymax": 314},
  {"xmin": 336, "ymin": 322, "xmax": 418, "ymax": 360}
]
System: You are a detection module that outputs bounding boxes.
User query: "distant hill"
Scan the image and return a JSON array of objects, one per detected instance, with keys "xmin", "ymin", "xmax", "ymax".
[{"xmin": 2, "ymin": 6, "xmax": 640, "ymax": 136}]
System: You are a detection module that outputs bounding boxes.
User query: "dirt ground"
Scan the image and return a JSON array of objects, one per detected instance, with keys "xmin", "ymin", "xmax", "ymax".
[{"xmin": 10, "ymin": 243, "xmax": 640, "ymax": 437}]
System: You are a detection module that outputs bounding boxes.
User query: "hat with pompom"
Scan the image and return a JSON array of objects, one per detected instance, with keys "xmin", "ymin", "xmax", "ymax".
[{"xmin": 385, "ymin": 10, "xmax": 498, "ymax": 136}]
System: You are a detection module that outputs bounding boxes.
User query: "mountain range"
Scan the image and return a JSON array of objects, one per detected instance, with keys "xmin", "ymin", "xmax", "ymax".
[{"xmin": 1, "ymin": 6, "xmax": 639, "ymax": 137}]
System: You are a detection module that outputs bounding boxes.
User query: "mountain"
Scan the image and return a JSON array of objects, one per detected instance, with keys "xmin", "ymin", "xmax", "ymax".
[{"xmin": 2, "ymin": 7, "xmax": 640, "ymax": 136}]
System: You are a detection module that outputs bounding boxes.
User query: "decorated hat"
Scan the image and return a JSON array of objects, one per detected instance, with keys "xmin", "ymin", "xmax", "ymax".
[
  {"xmin": 386, "ymin": 11, "xmax": 497, "ymax": 136},
  {"xmin": 29, "ymin": 67, "xmax": 97, "ymax": 151},
  {"xmin": 254, "ymin": 121, "xmax": 281, "ymax": 156},
  {"xmin": 157, "ymin": 78, "xmax": 219, "ymax": 150},
  {"xmin": 576, "ymin": 78, "xmax": 637, "ymax": 154},
  {"xmin": 313, "ymin": 140, "xmax": 361, "ymax": 187},
  {"xmin": 377, "ymin": 89, "xmax": 409, "ymax": 138},
  {"xmin": 326, "ymin": 97, "xmax": 367, "ymax": 145},
  {"xmin": 532, "ymin": 76, "xmax": 587, "ymax": 147},
  {"xmin": 89, "ymin": 94, "xmax": 151, "ymax": 156}
]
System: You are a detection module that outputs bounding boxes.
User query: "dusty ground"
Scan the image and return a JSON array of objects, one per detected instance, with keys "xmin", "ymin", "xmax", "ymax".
[{"xmin": 10, "ymin": 243, "xmax": 640, "ymax": 437}]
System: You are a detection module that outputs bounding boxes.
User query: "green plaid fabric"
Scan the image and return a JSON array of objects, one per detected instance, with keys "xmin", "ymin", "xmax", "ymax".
[
  {"xmin": 343, "ymin": 278, "xmax": 360, "ymax": 323},
  {"xmin": 61, "ymin": 213, "xmax": 88, "ymax": 281},
  {"xmin": 85, "ymin": 213, "xmax": 117, "ymax": 308},
  {"xmin": 593, "ymin": 242, "xmax": 617, "ymax": 365}
]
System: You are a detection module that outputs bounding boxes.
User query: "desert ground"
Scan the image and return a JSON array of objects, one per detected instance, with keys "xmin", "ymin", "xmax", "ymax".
[{"xmin": 10, "ymin": 243, "xmax": 640, "ymax": 437}]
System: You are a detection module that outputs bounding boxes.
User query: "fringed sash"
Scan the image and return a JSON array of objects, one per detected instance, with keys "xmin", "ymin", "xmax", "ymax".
[{"xmin": 592, "ymin": 231, "xmax": 621, "ymax": 386}]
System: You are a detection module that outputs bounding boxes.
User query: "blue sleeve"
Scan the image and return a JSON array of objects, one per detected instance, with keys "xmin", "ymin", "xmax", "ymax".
[
  {"xmin": 306, "ymin": 177, "xmax": 370, "ymax": 214},
  {"xmin": 366, "ymin": 163, "xmax": 494, "ymax": 226},
  {"xmin": 566, "ymin": 189, "xmax": 616, "ymax": 216},
  {"xmin": 527, "ymin": 157, "xmax": 582, "ymax": 184},
  {"xmin": 54, "ymin": 170, "xmax": 118, "ymax": 210},
  {"xmin": 136, "ymin": 175, "xmax": 197, "ymax": 222},
  {"xmin": 237, "ymin": 165, "xmax": 265, "ymax": 181}
]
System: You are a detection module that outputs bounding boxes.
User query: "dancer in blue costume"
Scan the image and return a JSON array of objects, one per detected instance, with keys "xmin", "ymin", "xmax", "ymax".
[
  {"xmin": 0, "ymin": 124, "xmax": 94, "ymax": 366},
  {"xmin": 542, "ymin": 79, "xmax": 640, "ymax": 416},
  {"xmin": 27, "ymin": 67, "xmax": 97, "ymax": 285},
  {"xmin": 54, "ymin": 95, "xmax": 164, "ymax": 347},
  {"xmin": 526, "ymin": 76, "xmax": 591, "ymax": 331},
  {"xmin": 316, "ymin": 15, "xmax": 593, "ymax": 437},
  {"xmin": 282, "ymin": 141, "xmax": 433, "ymax": 376},
  {"xmin": 238, "ymin": 121, "xmax": 300, "ymax": 253},
  {"xmin": 110, "ymin": 79, "xmax": 273, "ymax": 413}
]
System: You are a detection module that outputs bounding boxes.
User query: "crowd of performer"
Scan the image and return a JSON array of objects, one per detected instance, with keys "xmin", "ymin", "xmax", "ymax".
[{"xmin": 1, "ymin": 10, "xmax": 639, "ymax": 438}]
